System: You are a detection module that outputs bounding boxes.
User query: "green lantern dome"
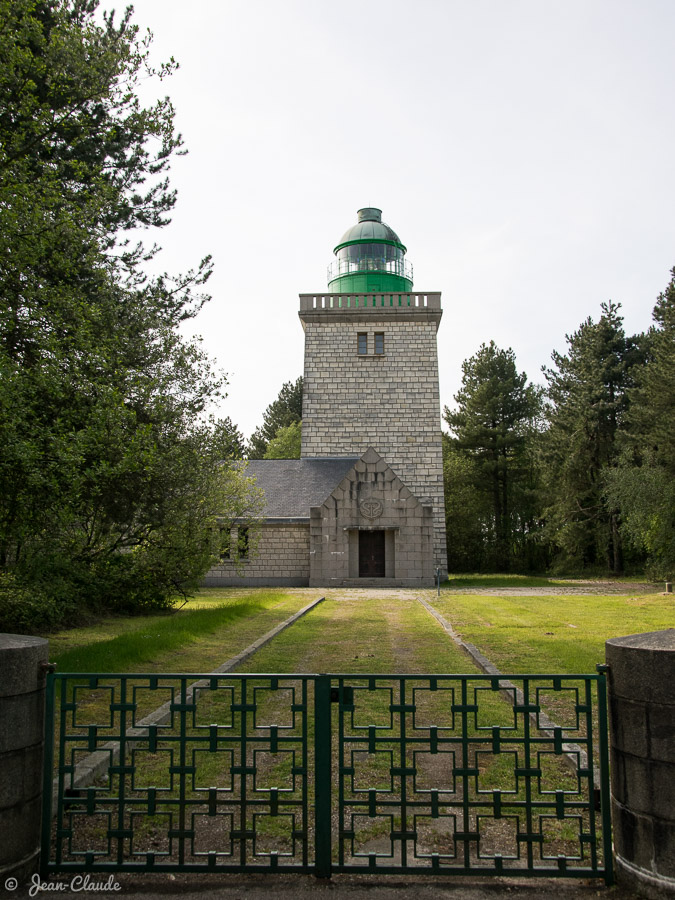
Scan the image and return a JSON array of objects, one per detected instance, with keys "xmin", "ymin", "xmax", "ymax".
[{"xmin": 327, "ymin": 207, "xmax": 413, "ymax": 293}]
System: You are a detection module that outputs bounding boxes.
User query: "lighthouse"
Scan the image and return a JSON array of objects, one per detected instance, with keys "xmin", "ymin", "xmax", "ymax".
[
  {"xmin": 206, "ymin": 207, "xmax": 448, "ymax": 587},
  {"xmin": 300, "ymin": 208, "xmax": 448, "ymax": 584}
]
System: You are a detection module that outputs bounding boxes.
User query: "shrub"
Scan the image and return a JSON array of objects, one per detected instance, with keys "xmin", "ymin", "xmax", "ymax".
[{"xmin": 0, "ymin": 574, "xmax": 74, "ymax": 633}]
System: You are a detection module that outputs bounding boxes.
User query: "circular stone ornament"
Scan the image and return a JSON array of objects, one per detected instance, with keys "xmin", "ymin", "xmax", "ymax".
[{"xmin": 359, "ymin": 498, "xmax": 383, "ymax": 520}]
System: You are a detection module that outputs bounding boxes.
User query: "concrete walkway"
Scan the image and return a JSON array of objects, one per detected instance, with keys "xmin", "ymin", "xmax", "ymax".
[{"xmin": 17, "ymin": 872, "xmax": 642, "ymax": 899}]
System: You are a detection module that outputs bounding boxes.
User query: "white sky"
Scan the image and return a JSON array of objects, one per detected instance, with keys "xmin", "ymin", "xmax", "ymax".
[{"xmin": 125, "ymin": 0, "xmax": 675, "ymax": 440}]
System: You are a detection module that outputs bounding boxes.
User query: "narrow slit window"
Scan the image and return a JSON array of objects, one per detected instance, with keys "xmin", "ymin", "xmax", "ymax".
[
  {"xmin": 374, "ymin": 332, "xmax": 385, "ymax": 355},
  {"xmin": 357, "ymin": 333, "xmax": 368, "ymax": 355},
  {"xmin": 219, "ymin": 526, "xmax": 231, "ymax": 561},
  {"xmin": 237, "ymin": 526, "xmax": 249, "ymax": 559}
]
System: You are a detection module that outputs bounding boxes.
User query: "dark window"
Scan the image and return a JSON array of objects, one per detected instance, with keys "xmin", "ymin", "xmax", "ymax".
[
  {"xmin": 374, "ymin": 333, "xmax": 385, "ymax": 355},
  {"xmin": 237, "ymin": 526, "xmax": 249, "ymax": 559},
  {"xmin": 357, "ymin": 333, "xmax": 368, "ymax": 355}
]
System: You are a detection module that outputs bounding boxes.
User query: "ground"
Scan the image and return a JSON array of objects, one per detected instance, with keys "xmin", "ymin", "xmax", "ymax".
[{"xmin": 34, "ymin": 579, "xmax": 672, "ymax": 900}]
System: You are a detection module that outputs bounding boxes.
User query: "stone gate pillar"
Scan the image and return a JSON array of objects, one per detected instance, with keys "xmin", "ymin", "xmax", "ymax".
[
  {"xmin": 606, "ymin": 629, "xmax": 675, "ymax": 898},
  {"xmin": 0, "ymin": 634, "xmax": 49, "ymax": 884}
]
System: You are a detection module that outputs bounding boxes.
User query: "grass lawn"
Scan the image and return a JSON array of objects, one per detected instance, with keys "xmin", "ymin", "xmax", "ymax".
[
  {"xmin": 432, "ymin": 590, "xmax": 674, "ymax": 674},
  {"xmin": 236, "ymin": 594, "xmax": 476, "ymax": 674},
  {"xmin": 48, "ymin": 589, "xmax": 313, "ymax": 673}
]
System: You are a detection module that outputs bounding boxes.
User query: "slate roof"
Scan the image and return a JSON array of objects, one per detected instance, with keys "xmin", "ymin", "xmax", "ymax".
[{"xmin": 246, "ymin": 457, "xmax": 359, "ymax": 519}]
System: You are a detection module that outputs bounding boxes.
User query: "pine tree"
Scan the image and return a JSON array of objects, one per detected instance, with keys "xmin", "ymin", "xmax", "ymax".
[
  {"xmin": 213, "ymin": 418, "xmax": 247, "ymax": 460},
  {"xmin": 443, "ymin": 342, "xmax": 542, "ymax": 571},
  {"xmin": 604, "ymin": 271, "xmax": 675, "ymax": 578},
  {"xmin": 632, "ymin": 270, "xmax": 675, "ymax": 472},
  {"xmin": 248, "ymin": 378, "xmax": 303, "ymax": 458},
  {"xmin": 541, "ymin": 301, "xmax": 643, "ymax": 573}
]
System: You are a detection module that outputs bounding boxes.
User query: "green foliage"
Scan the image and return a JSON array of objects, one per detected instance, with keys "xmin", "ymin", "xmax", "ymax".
[
  {"xmin": 264, "ymin": 420, "xmax": 302, "ymax": 459},
  {"xmin": 212, "ymin": 417, "xmax": 247, "ymax": 460},
  {"xmin": 625, "ymin": 268, "xmax": 675, "ymax": 474},
  {"xmin": 248, "ymin": 377, "xmax": 303, "ymax": 458},
  {"xmin": 0, "ymin": 573, "xmax": 74, "ymax": 633},
  {"xmin": 541, "ymin": 302, "xmax": 644, "ymax": 574},
  {"xmin": 603, "ymin": 270, "xmax": 675, "ymax": 579},
  {"xmin": 604, "ymin": 454, "xmax": 674, "ymax": 579},
  {"xmin": 442, "ymin": 440, "xmax": 491, "ymax": 571},
  {"xmin": 0, "ymin": 0, "xmax": 259, "ymax": 631},
  {"xmin": 443, "ymin": 342, "xmax": 543, "ymax": 571}
]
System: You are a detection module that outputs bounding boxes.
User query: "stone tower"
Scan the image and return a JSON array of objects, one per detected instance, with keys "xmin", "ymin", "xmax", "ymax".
[{"xmin": 299, "ymin": 207, "xmax": 448, "ymax": 578}]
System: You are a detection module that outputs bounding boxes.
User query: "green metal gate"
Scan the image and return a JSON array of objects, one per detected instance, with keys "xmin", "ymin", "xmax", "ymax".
[{"xmin": 42, "ymin": 671, "xmax": 613, "ymax": 882}]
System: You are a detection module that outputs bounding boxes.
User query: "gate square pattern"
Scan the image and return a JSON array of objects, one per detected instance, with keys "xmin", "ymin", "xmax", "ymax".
[
  {"xmin": 327, "ymin": 674, "xmax": 611, "ymax": 880},
  {"xmin": 43, "ymin": 672, "xmax": 612, "ymax": 882}
]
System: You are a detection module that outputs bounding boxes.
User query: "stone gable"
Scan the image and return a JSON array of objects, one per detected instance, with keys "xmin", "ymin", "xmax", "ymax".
[{"xmin": 309, "ymin": 448, "xmax": 434, "ymax": 587}]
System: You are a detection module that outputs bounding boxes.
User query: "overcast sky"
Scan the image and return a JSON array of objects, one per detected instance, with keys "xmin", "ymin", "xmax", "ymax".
[{"xmin": 125, "ymin": 0, "xmax": 675, "ymax": 440}]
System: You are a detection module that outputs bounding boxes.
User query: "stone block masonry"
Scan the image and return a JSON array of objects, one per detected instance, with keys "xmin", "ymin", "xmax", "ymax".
[
  {"xmin": 0, "ymin": 634, "xmax": 49, "ymax": 882},
  {"xmin": 606, "ymin": 629, "xmax": 675, "ymax": 899},
  {"xmin": 300, "ymin": 299, "xmax": 448, "ymax": 573},
  {"xmin": 204, "ymin": 523, "xmax": 310, "ymax": 586}
]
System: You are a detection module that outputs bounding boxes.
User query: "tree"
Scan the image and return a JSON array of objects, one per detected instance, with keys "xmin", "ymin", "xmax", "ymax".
[
  {"xmin": 248, "ymin": 377, "xmax": 303, "ymax": 458},
  {"xmin": 603, "ymin": 270, "xmax": 675, "ymax": 578},
  {"xmin": 443, "ymin": 342, "xmax": 542, "ymax": 571},
  {"xmin": 628, "ymin": 270, "xmax": 675, "ymax": 473},
  {"xmin": 603, "ymin": 452, "xmax": 674, "ymax": 580},
  {"xmin": 541, "ymin": 301, "xmax": 643, "ymax": 574},
  {"xmin": 0, "ymin": 0, "xmax": 258, "ymax": 630},
  {"xmin": 264, "ymin": 421, "xmax": 302, "ymax": 459},
  {"xmin": 442, "ymin": 438, "xmax": 493, "ymax": 571},
  {"xmin": 213, "ymin": 417, "xmax": 247, "ymax": 460}
]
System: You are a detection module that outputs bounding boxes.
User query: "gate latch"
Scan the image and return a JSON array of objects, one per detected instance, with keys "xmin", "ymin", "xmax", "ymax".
[{"xmin": 330, "ymin": 686, "xmax": 354, "ymax": 705}]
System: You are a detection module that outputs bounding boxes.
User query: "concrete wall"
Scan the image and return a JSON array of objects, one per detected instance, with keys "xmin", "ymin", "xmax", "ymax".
[
  {"xmin": 203, "ymin": 523, "xmax": 310, "ymax": 586},
  {"xmin": 0, "ymin": 634, "xmax": 48, "ymax": 883},
  {"xmin": 309, "ymin": 448, "xmax": 434, "ymax": 587},
  {"xmin": 299, "ymin": 300, "xmax": 447, "ymax": 574},
  {"xmin": 606, "ymin": 629, "xmax": 675, "ymax": 898}
]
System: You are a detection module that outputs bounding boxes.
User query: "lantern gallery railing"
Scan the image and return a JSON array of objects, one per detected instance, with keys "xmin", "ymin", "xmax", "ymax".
[
  {"xmin": 299, "ymin": 292, "xmax": 441, "ymax": 310},
  {"xmin": 42, "ymin": 671, "xmax": 612, "ymax": 882}
]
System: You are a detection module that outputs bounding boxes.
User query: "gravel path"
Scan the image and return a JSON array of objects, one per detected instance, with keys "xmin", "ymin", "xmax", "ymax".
[
  {"xmin": 321, "ymin": 582, "xmax": 662, "ymax": 598},
  {"xmin": 442, "ymin": 582, "xmax": 661, "ymax": 595}
]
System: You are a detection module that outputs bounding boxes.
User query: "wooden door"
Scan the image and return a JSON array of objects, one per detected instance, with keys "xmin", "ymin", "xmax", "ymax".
[{"xmin": 359, "ymin": 530, "xmax": 385, "ymax": 577}]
